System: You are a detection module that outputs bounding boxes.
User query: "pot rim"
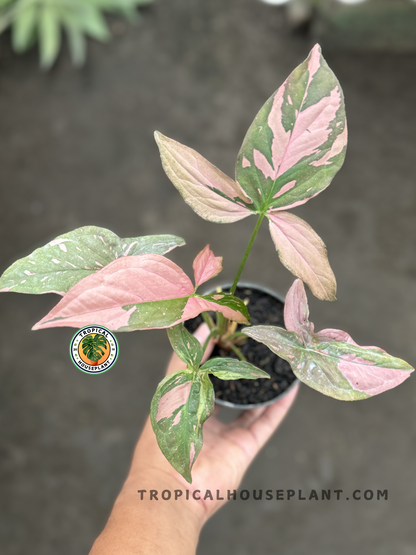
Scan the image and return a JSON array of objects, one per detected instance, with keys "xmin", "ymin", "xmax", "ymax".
[{"xmin": 201, "ymin": 281, "xmax": 300, "ymax": 411}]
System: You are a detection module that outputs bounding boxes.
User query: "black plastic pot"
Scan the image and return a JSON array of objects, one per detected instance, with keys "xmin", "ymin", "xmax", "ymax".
[{"xmin": 187, "ymin": 282, "xmax": 299, "ymax": 410}]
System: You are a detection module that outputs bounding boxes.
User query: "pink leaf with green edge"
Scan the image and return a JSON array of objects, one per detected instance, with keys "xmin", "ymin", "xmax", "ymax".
[
  {"xmin": 32, "ymin": 252, "xmax": 249, "ymax": 332},
  {"xmin": 32, "ymin": 255, "xmax": 194, "ymax": 331},
  {"xmin": 244, "ymin": 280, "xmax": 413, "ymax": 400},
  {"xmin": 268, "ymin": 212, "xmax": 336, "ymax": 301},
  {"xmin": 154, "ymin": 131, "xmax": 253, "ymax": 223},
  {"xmin": 193, "ymin": 245, "xmax": 223, "ymax": 288},
  {"xmin": 236, "ymin": 44, "xmax": 347, "ymax": 213}
]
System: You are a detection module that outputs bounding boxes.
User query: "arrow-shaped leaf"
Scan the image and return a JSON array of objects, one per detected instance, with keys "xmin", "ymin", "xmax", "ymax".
[
  {"xmin": 154, "ymin": 131, "xmax": 253, "ymax": 223},
  {"xmin": 167, "ymin": 324, "xmax": 203, "ymax": 368},
  {"xmin": 193, "ymin": 244, "xmax": 223, "ymax": 288},
  {"xmin": 33, "ymin": 250, "xmax": 248, "ymax": 331},
  {"xmin": 150, "ymin": 370, "xmax": 214, "ymax": 483},
  {"xmin": 0, "ymin": 226, "xmax": 185, "ymax": 295},
  {"xmin": 243, "ymin": 280, "xmax": 413, "ymax": 400},
  {"xmin": 268, "ymin": 211, "xmax": 336, "ymax": 301},
  {"xmin": 236, "ymin": 44, "xmax": 347, "ymax": 212}
]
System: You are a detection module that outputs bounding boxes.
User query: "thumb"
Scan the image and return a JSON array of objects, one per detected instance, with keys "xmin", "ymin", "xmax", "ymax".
[{"xmin": 166, "ymin": 323, "xmax": 215, "ymax": 375}]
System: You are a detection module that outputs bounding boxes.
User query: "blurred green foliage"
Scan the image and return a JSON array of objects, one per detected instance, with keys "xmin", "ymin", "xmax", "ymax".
[{"xmin": 0, "ymin": 0, "xmax": 151, "ymax": 69}]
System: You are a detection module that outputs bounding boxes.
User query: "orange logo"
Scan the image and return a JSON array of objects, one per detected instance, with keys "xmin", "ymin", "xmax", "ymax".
[{"xmin": 70, "ymin": 326, "xmax": 118, "ymax": 374}]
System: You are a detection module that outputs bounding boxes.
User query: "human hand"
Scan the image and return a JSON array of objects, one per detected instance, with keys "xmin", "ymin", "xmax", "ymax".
[
  {"xmin": 131, "ymin": 323, "xmax": 299, "ymax": 525},
  {"xmin": 90, "ymin": 324, "xmax": 298, "ymax": 555}
]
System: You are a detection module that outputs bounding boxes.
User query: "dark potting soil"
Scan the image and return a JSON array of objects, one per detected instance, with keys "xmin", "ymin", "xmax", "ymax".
[{"xmin": 186, "ymin": 286, "xmax": 297, "ymax": 406}]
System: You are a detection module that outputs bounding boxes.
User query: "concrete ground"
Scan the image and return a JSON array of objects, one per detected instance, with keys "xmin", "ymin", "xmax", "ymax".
[{"xmin": 0, "ymin": 1, "xmax": 416, "ymax": 553}]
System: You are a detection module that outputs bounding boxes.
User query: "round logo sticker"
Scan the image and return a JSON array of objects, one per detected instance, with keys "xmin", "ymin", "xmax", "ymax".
[{"xmin": 70, "ymin": 326, "xmax": 118, "ymax": 374}]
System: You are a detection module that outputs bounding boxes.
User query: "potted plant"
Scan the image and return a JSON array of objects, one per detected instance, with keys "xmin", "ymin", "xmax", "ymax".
[{"xmin": 0, "ymin": 44, "xmax": 413, "ymax": 484}]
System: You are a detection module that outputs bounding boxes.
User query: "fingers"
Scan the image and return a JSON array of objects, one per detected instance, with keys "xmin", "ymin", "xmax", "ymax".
[
  {"xmin": 247, "ymin": 383, "xmax": 300, "ymax": 449},
  {"xmin": 166, "ymin": 323, "xmax": 215, "ymax": 376},
  {"xmin": 227, "ymin": 383, "xmax": 299, "ymax": 446}
]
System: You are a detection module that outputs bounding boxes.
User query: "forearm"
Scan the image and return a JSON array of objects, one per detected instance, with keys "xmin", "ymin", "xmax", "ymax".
[
  {"xmin": 89, "ymin": 422, "xmax": 204, "ymax": 555},
  {"xmin": 89, "ymin": 488, "xmax": 201, "ymax": 555}
]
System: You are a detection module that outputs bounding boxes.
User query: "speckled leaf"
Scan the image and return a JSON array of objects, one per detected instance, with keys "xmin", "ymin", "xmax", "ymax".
[
  {"xmin": 201, "ymin": 358, "xmax": 270, "ymax": 380},
  {"xmin": 33, "ymin": 253, "xmax": 248, "ymax": 331},
  {"xmin": 167, "ymin": 324, "xmax": 203, "ymax": 368},
  {"xmin": 236, "ymin": 44, "xmax": 347, "ymax": 212},
  {"xmin": 268, "ymin": 211, "xmax": 336, "ymax": 301},
  {"xmin": 154, "ymin": 131, "xmax": 253, "ymax": 223},
  {"xmin": 150, "ymin": 370, "xmax": 214, "ymax": 483},
  {"xmin": 0, "ymin": 226, "xmax": 185, "ymax": 295},
  {"xmin": 243, "ymin": 280, "xmax": 413, "ymax": 400}
]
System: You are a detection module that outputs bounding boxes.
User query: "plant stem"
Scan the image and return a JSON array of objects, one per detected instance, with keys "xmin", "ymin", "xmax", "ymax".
[
  {"xmin": 229, "ymin": 214, "xmax": 264, "ymax": 295},
  {"xmin": 201, "ymin": 311, "xmax": 215, "ymax": 330},
  {"xmin": 226, "ymin": 331, "xmax": 248, "ymax": 342},
  {"xmin": 202, "ymin": 328, "xmax": 220, "ymax": 353},
  {"xmin": 228, "ymin": 343, "xmax": 247, "ymax": 362}
]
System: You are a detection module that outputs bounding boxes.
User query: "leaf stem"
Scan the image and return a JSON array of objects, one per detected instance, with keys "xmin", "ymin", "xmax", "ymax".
[
  {"xmin": 202, "ymin": 328, "xmax": 220, "ymax": 353},
  {"xmin": 228, "ymin": 343, "xmax": 247, "ymax": 362},
  {"xmin": 230, "ymin": 214, "xmax": 264, "ymax": 295},
  {"xmin": 201, "ymin": 311, "xmax": 215, "ymax": 330}
]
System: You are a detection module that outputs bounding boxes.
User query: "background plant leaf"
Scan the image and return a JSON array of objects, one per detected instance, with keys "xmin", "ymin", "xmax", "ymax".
[
  {"xmin": 0, "ymin": 0, "xmax": 152, "ymax": 68},
  {"xmin": 39, "ymin": 4, "xmax": 61, "ymax": 69}
]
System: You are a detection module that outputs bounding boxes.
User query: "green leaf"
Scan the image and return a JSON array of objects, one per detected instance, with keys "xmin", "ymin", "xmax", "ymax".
[
  {"xmin": 150, "ymin": 370, "xmax": 214, "ymax": 483},
  {"xmin": 61, "ymin": 8, "xmax": 87, "ymax": 66},
  {"xmin": 12, "ymin": 3, "xmax": 38, "ymax": 53},
  {"xmin": 201, "ymin": 358, "xmax": 270, "ymax": 380},
  {"xmin": 39, "ymin": 4, "xmax": 61, "ymax": 69},
  {"xmin": 79, "ymin": 5, "xmax": 110, "ymax": 41},
  {"xmin": 0, "ymin": 226, "xmax": 185, "ymax": 295},
  {"xmin": 167, "ymin": 324, "xmax": 203, "ymax": 368},
  {"xmin": 200, "ymin": 292, "xmax": 250, "ymax": 322},
  {"xmin": 119, "ymin": 297, "xmax": 189, "ymax": 331}
]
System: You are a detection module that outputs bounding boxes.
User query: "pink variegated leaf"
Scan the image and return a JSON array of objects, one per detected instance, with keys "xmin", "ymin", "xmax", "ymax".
[
  {"xmin": 284, "ymin": 278, "xmax": 314, "ymax": 340},
  {"xmin": 243, "ymin": 280, "xmax": 413, "ymax": 400},
  {"xmin": 33, "ymin": 253, "xmax": 248, "ymax": 332},
  {"xmin": 154, "ymin": 131, "xmax": 253, "ymax": 223},
  {"xmin": 193, "ymin": 245, "xmax": 223, "ymax": 287},
  {"xmin": 236, "ymin": 44, "xmax": 347, "ymax": 212},
  {"xmin": 182, "ymin": 294, "xmax": 248, "ymax": 325},
  {"xmin": 268, "ymin": 212, "xmax": 336, "ymax": 301},
  {"xmin": 32, "ymin": 255, "xmax": 195, "ymax": 331},
  {"xmin": 150, "ymin": 370, "xmax": 214, "ymax": 483}
]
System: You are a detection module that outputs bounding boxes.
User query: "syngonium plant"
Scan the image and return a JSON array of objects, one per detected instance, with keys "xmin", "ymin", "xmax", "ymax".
[{"xmin": 0, "ymin": 45, "xmax": 413, "ymax": 483}]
